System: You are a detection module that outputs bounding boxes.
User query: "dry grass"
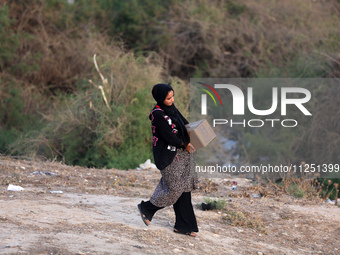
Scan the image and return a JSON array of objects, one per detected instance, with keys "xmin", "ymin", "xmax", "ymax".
[
  {"xmin": 199, "ymin": 178, "xmax": 219, "ymax": 193},
  {"xmin": 7, "ymin": 2, "xmax": 108, "ymax": 93},
  {"xmin": 249, "ymin": 175, "xmax": 323, "ymax": 201},
  {"xmin": 223, "ymin": 208, "xmax": 266, "ymax": 233},
  {"xmin": 158, "ymin": 0, "xmax": 340, "ymax": 78}
]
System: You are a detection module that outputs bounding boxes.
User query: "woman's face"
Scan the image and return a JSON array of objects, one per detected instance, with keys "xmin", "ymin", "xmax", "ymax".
[{"xmin": 163, "ymin": 90, "xmax": 174, "ymax": 106}]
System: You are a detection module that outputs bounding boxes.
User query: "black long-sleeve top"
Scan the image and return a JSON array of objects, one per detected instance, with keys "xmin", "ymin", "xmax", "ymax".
[{"xmin": 149, "ymin": 106, "xmax": 189, "ymax": 170}]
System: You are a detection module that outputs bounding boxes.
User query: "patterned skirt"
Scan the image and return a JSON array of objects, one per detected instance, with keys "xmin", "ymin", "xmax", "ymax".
[{"xmin": 150, "ymin": 149, "xmax": 198, "ymax": 207}]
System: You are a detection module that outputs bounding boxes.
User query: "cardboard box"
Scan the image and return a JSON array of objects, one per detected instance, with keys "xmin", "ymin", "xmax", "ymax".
[{"xmin": 185, "ymin": 119, "xmax": 216, "ymax": 149}]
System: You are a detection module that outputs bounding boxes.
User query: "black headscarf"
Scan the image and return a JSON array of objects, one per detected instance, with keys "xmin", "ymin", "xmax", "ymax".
[{"xmin": 151, "ymin": 83, "xmax": 190, "ymax": 145}]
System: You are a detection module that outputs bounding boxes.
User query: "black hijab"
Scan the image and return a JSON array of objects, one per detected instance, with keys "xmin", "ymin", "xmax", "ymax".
[{"xmin": 151, "ymin": 83, "xmax": 190, "ymax": 145}]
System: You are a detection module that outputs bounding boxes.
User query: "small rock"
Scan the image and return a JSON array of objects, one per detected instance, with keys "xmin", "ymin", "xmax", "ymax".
[{"xmin": 257, "ymin": 252, "xmax": 263, "ymax": 255}]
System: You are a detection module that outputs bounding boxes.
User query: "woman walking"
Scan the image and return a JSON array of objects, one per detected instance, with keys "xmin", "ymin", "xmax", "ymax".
[{"xmin": 137, "ymin": 83, "xmax": 199, "ymax": 237}]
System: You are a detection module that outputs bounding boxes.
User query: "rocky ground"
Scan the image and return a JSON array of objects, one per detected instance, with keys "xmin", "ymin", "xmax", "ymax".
[{"xmin": 0, "ymin": 156, "xmax": 339, "ymax": 255}]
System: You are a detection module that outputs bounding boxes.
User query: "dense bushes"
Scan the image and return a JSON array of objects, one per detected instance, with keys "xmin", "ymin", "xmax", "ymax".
[
  {"xmin": 0, "ymin": 0, "xmax": 339, "ymax": 169},
  {"xmin": 0, "ymin": 74, "xmax": 45, "ymax": 154},
  {"xmin": 31, "ymin": 0, "xmax": 340, "ymax": 79},
  {"xmin": 12, "ymin": 50, "xmax": 189, "ymax": 169},
  {"xmin": 81, "ymin": 0, "xmax": 340, "ymax": 78},
  {"xmin": 0, "ymin": 5, "xmax": 19, "ymax": 72}
]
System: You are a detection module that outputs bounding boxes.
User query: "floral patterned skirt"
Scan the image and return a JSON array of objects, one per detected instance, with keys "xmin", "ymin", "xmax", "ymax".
[{"xmin": 150, "ymin": 149, "xmax": 198, "ymax": 207}]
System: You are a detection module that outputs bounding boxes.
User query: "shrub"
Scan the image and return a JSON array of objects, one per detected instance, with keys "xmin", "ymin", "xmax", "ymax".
[
  {"xmin": 318, "ymin": 178, "xmax": 340, "ymax": 201},
  {"xmin": 288, "ymin": 183, "xmax": 306, "ymax": 198},
  {"xmin": 154, "ymin": 0, "xmax": 340, "ymax": 78},
  {"xmin": 5, "ymin": 1, "xmax": 102, "ymax": 93},
  {"xmin": 0, "ymin": 74, "xmax": 45, "ymax": 154},
  {"xmin": 202, "ymin": 197, "xmax": 227, "ymax": 210},
  {"xmin": 0, "ymin": 4, "xmax": 19, "ymax": 71},
  {"xmin": 16, "ymin": 47, "xmax": 189, "ymax": 169},
  {"xmin": 223, "ymin": 209, "xmax": 265, "ymax": 232}
]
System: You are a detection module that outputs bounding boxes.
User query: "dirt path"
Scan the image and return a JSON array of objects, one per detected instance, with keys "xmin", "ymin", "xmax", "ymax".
[{"xmin": 0, "ymin": 156, "xmax": 339, "ymax": 254}]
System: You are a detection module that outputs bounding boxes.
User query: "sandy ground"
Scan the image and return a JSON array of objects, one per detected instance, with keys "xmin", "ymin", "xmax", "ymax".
[{"xmin": 0, "ymin": 156, "xmax": 339, "ymax": 255}]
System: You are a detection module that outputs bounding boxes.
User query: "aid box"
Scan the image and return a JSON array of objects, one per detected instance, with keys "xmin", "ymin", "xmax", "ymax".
[{"xmin": 185, "ymin": 119, "xmax": 216, "ymax": 149}]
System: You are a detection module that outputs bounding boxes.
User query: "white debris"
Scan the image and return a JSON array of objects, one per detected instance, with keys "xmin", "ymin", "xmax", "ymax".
[
  {"xmin": 7, "ymin": 184, "xmax": 24, "ymax": 191},
  {"xmin": 137, "ymin": 159, "xmax": 157, "ymax": 170},
  {"xmin": 50, "ymin": 191, "xmax": 63, "ymax": 194},
  {"xmin": 31, "ymin": 171, "xmax": 58, "ymax": 176}
]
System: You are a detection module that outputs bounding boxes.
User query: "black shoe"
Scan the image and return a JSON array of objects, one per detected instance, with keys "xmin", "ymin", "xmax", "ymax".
[{"xmin": 137, "ymin": 203, "xmax": 150, "ymax": 226}]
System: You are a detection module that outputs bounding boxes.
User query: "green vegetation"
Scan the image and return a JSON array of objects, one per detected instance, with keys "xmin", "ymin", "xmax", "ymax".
[
  {"xmin": 318, "ymin": 178, "xmax": 340, "ymax": 201},
  {"xmin": 0, "ymin": 5, "xmax": 19, "ymax": 71},
  {"xmin": 202, "ymin": 197, "xmax": 227, "ymax": 210},
  {"xmin": 0, "ymin": 0, "xmax": 339, "ymax": 170}
]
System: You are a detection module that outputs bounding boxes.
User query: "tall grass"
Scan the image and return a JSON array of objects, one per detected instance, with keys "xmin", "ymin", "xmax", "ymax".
[
  {"xmin": 14, "ymin": 45, "xmax": 189, "ymax": 169},
  {"xmin": 4, "ymin": 1, "xmax": 101, "ymax": 93},
  {"xmin": 45, "ymin": 0, "xmax": 340, "ymax": 78},
  {"xmin": 152, "ymin": 0, "xmax": 340, "ymax": 78},
  {"xmin": 1, "ymin": 1, "xmax": 191, "ymax": 169}
]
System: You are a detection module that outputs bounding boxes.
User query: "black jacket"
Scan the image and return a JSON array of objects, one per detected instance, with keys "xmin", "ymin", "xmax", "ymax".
[{"xmin": 149, "ymin": 106, "xmax": 189, "ymax": 170}]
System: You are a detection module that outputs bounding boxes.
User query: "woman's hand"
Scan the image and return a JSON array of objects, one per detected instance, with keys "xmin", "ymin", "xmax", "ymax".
[{"xmin": 185, "ymin": 143, "xmax": 196, "ymax": 154}]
